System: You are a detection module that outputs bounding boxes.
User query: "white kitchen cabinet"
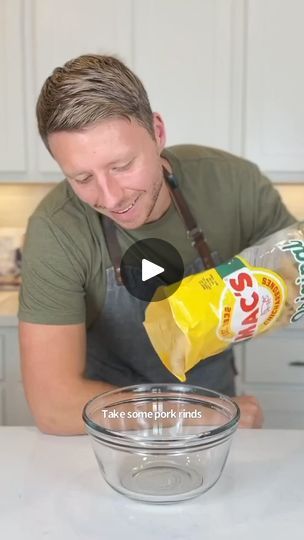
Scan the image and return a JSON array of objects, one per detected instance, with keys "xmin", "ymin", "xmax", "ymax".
[
  {"xmin": 0, "ymin": 0, "xmax": 26, "ymax": 175},
  {"xmin": 132, "ymin": 0, "xmax": 243, "ymax": 152},
  {"xmin": 0, "ymin": 0, "xmax": 244, "ymax": 182},
  {"xmin": 0, "ymin": 326, "xmax": 33, "ymax": 426},
  {"xmin": 245, "ymin": 0, "xmax": 304, "ymax": 181},
  {"xmin": 0, "ymin": 388, "xmax": 4, "ymax": 425},
  {"xmin": 0, "ymin": 334, "xmax": 4, "ymax": 423},
  {"xmin": 244, "ymin": 330, "xmax": 304, "ymax": 385},
  {"xmin": 32, "ymin": 0, "xmax": 242, "ymax": 178},
  {"xmin": 243, "ymin": 388, "xmax": 304, "ymax": 429},
  {"xmin": 2, "ymin": 0, "xmax": 304, "ymax": 182},
  {"xmin": 32, "ymin": 0, "xmax": 133, "ymax": 178},
  {"xmin": 236, "ymin": 327, "xmax": 304, "ymax": 428}
]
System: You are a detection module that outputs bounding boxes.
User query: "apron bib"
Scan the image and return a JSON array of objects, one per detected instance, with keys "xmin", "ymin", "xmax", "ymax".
[{"xmin": 85, "ymin": 167, "xmax": 236, "ymax": 395}]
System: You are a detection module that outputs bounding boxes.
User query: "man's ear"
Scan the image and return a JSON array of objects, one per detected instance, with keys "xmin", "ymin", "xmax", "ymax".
[{"xmin": 152, "ymin": 112, "xmax": 166, "ymax": 151}]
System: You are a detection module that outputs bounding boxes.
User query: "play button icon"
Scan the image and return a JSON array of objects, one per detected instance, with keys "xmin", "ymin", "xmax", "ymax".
[
  {"xmin": 142, "ymin": 259, "xmax": 164, "ymax": 282},
  {"xmin": 120, "ymin": 238, "xmax": 184, "ymax": 302}
]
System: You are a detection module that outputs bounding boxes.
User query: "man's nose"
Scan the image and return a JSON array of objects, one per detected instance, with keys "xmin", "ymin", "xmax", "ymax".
[{"xmin": 96, "ymin": 173, "xmax": 124, "ymax": 208}]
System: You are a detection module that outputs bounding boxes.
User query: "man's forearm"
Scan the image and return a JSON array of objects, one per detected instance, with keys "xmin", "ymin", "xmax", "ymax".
[
  {"xmin": 34, "ymin": 378, "xmax": 117, "ymax": 436},
  {"xmin": 32, "ymin": 381, "xmax": 263, "ymax": 435}
]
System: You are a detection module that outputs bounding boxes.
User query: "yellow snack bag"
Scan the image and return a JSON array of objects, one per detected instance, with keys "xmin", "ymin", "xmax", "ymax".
[{"xmin": 143, "ymin": 222, "xmax": 304, "ymax": 381}]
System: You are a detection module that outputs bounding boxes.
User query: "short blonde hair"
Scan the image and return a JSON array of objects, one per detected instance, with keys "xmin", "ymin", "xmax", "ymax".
[{"xmin": 36, "ymin": 54, "xmax": 155, "ymax": 149}]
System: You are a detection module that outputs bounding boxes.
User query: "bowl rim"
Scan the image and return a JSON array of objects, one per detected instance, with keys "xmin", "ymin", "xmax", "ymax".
[{"xmin": 82, "ymin": 383, "xmax": 240, "ymax": 448}]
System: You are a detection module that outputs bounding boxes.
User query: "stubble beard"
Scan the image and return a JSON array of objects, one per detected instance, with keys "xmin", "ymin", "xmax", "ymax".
[
  {"xmin": 144, "ymin": 172, "xmax": 167, "ymax": 224},
  {"xmin": 95, "ymin": 169, "xmax": 169, "ymax": 229}
]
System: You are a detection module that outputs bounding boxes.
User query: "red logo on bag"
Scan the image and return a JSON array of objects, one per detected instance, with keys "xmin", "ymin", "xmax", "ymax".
[{"xmin": 228, "ymin": 272, "xmax": 260, "ymax": 341}]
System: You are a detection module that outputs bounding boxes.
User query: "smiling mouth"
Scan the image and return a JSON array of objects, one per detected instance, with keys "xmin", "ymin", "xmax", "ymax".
[{"xmin": 111, "ymin": 195, "xmax": 140, "ymax": 215}]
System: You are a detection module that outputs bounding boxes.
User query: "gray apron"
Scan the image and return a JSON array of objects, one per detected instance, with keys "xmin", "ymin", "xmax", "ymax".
[{"xmin": 85, "ymin": 168, "xmax": 236, "ymax": 395}]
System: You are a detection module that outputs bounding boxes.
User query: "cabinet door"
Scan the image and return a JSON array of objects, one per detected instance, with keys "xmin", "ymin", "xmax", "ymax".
[
  {"xmin": 0, "ymin": 387, "xmax": 4, "ymax": 425},
  {"xmin": 0, "ymin": 0, "xmax": 26, "ymax": 176},
  {"xmin": 240, "ymin": 387, "xmax": 304, "ymax": 429},
  {"xmin": 244, "ymin": 330, "xmax": 304, "ymax": 385},
  {"xmin": 238, "ymin": 328, "xmax": 304, "ymax": 428},
  {"xmin": 0, "ymin": 334, "xmax": 4, "ymax": 424},
  {"xmin": 32, "ymin": 0, "xmax": 244, "ymax": 178},
  {"xmin": 4, "ymin": 383, "xmax": 33, "ymax": 426},
  {"xmin": 133, "ymin": 0, "xmax": 242, "ymax": 152},
  {"xmin": 31, "ymin": 0, "xmax": 132, "ymax": 177},
  {"xmin": 0, "ymin": 327, "xmax": 33, "ymax": 426},
  {"xmin": 245, "ymin": 0, "xmax": 304, "ymax": 180}
]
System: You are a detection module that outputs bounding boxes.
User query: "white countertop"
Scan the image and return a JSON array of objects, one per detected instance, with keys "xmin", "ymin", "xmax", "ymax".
[
  {"xmin": 0, "ymin": 427, "xmax": 304, "ymax": 539},
  {"xmin": 0, "ymin": 290, "xmax": 18, "ymax": 325}
]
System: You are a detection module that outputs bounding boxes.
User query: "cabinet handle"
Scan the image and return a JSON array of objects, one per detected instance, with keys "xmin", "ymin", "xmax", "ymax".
[{"xmin": 289, "ymin": 361, "xmax": 304, "ymax": 367}]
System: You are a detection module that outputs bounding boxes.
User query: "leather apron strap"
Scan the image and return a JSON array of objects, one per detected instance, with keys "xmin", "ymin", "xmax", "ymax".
[
  {"xmin": 102, "ymin": 166, "xmax": 216, "ymax": 284},
  {"xmin": 102, "ymin": 215, "xmax": 123, "ymax": 284},
  {"xmin": 162, "ymin": 167, "xmax": 216, "ymax": 270}
]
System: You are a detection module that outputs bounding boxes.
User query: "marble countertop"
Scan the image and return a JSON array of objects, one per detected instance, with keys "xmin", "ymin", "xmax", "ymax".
[{"xmin": 0, "ymin": 427, "xmax": 304, "ymax": 539}]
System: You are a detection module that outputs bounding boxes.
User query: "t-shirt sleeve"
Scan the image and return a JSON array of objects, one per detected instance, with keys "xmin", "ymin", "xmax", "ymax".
[
  {"xmin": 238, "ymin": 163, "xmax": 296, "ymax": 248},
  {"xmin": 18, "ymin": 215, "xmax": 86, "ymax": 324}
]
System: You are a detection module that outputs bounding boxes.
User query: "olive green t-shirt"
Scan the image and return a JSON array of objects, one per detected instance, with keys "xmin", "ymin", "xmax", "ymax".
[{"xmin": 18, "ymin": 145, "xmax": 295, "ymax": 327}]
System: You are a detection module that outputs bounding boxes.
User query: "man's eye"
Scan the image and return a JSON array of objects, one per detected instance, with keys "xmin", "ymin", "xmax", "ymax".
[
  {"xmin": 75, "ymin": 176, "xmax": 92, "ymax": 184},
  {"xmin": 113, "ymin": 160, "xmax": 133, "ymax": 172}
]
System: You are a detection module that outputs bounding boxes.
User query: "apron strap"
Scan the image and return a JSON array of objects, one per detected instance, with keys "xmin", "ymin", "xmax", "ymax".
[
  {"xmin": 102, "ymin": 215, "xmax": 123, "ymax": 284},
  {"xmin": 102, "ymin": 166, "xmax": 216, "ymax": 284},
  {"xmin": 162, "ymin": 167, "xmax": 216, "ymax": 269}
]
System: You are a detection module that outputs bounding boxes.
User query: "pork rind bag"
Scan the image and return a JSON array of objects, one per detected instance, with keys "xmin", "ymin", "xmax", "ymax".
[{"xmin": 144, "ymin": 221, "xmax": 304, "ymax": 381}]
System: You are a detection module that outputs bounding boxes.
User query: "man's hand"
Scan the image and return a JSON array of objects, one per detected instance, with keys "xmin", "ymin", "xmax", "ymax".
[{"xmin": 232, "ymin": 395, "xmax": 264, "ymax": 428}]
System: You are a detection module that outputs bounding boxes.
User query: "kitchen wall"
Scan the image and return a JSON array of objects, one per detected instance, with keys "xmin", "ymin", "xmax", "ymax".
[
  {"xmin": 275, "ymin": 185, "xmax": 304, "ymax": 221},
  {"xmin": 0, "ymin": 184, "xmax": 55, "ymax": 228},
  {"xmin": 0, "ymin": 182, "xmax": 303, "ymax": 230}
]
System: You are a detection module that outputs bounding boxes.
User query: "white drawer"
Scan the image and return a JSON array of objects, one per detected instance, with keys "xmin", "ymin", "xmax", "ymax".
[
  {"xmin": 244, "ymin": 330, "xmax": 304, "ymax": 384},
  {"xmin": 0, "ymin": 327, "xmax": 21, "ymax": 381},
  {"xmin": 242, "ymin": 386, "xmax": 304, "ymax": 412},
  {"xmin": 0, "ymin": 334, "xmax": 4, "ymax": 380},
  {"xmin": 4, "ymin": 383, "xmax": 33, "ymax": 426},
  {"xmin": 241, "ymin": 387, "xmax": 304, "ymax": 429},
  {"xmin": 0, "ymin": 385, "xmax": 4, "ymax": 424}
]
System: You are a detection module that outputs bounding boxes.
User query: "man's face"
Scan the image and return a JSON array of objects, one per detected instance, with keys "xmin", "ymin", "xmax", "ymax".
[{"xmin": 48, "ymin": 115, "xmax": 168, "ymax": 229}]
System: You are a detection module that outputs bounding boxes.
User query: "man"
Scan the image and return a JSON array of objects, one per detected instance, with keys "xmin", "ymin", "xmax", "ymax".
[{"xmin": 19, "ymin": 54, "xmax": 295, "ymax": 435}]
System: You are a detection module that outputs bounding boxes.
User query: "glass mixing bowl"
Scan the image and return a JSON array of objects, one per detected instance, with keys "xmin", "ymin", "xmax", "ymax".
[{"xmin": 83, "ymin": 383, "xmax": 240, "ymax": 503}]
